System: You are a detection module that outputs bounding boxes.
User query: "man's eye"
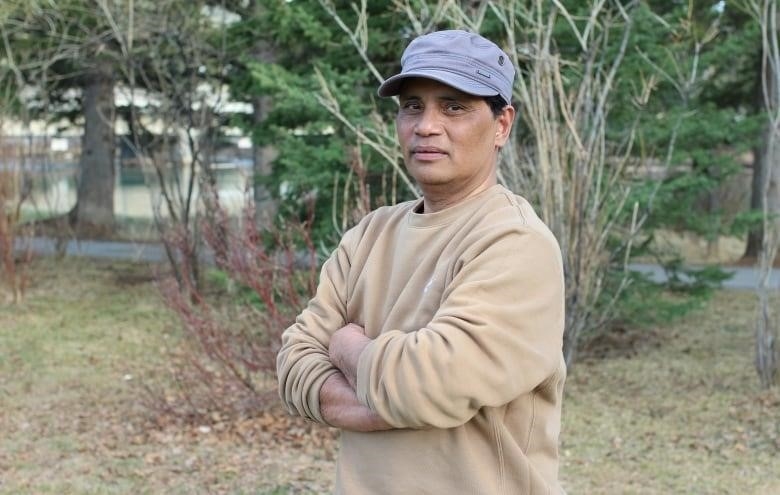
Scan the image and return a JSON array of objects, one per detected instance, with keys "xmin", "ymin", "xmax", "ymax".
[
  {"xmin": 444, "ymin": 102, "xmax": 465, "ymax": 113},
  {"xmin": 400, "ymin": 101, "xmax": 423, "ymax": 114}
]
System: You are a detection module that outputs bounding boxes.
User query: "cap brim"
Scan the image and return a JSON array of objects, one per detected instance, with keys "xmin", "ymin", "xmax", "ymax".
[{"xmin": 378, "ymin": 69, "xmax": 500, "ymax": 99}]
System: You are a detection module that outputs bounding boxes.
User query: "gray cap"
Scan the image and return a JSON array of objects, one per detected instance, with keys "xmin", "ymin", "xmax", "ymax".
[{"xmin": 378, "ymin": 30, "xmax": 515, "ymax": 105}]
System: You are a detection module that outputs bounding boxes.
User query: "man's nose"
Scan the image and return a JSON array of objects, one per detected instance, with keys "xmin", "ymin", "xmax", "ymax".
[{"xmin": 414, "ymin": 108, "xmax": 441, "ymax": 136}]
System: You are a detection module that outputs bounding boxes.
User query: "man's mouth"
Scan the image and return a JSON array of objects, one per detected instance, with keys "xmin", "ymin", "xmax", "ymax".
[{"xmin": 411, "ymin": 146, "xmax": 447, "ymax": 160}]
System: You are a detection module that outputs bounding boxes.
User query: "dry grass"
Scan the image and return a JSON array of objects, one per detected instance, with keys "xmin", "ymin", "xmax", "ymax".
[
  {"xmin": 0, "ymin": 259, "xmax": 336, "ymax": 495},
  {"xmin": 562, "ymin": 290, "xmax": 780, "ymax": 494},
  {"xmin": 0, "ymin": 259, "xmax": 778, "ymax": 494}
]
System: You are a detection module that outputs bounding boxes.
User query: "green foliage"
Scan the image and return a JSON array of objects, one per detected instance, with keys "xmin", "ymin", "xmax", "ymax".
[
  {"xmin": 611, "ymin": 2, "xmax": 763, "ymax": 243},
  {"xmin": 729, "ymin": 208, "xmax": 769, "ymax": 237},
  {"xmin": 226, "ymin": 0, "xmax": 413, "ymax": 245},
  {"xmin": 603, "ymin": 261, "xmax": 729, "ymax": 332}
]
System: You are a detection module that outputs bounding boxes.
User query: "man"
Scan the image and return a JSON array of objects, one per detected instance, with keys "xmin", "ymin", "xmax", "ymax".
[{"xmin": 277, "ymin": 30, "xmax": 566, "ymax": 494}]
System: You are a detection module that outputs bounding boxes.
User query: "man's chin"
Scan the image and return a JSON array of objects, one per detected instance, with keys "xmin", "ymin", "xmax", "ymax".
[{"xmin": 411, "ymin": 174, "xmax": 450, "ymax": 186}]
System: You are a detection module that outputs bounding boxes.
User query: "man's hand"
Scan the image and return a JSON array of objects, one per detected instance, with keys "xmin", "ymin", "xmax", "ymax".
[
  {"xmin": 321, "ymin": 324, "xmax": 393, "ymax": 432},
  {"xmin": 329, "ymin": 323, "xmax": 371, "ymax": 390},
  {"xmin": 319, "ymin": 372, "xmax": 392, "ymax": 432}
]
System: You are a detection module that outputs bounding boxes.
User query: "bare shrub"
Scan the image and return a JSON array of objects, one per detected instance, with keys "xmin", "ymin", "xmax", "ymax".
[
  {"xmin": 105, "ymin": 0, "xmax": 236, "ymax": 289},
  {"xmin": 0, "ymin": 138, "xmax": 33, "ymax": 303},
  {"xmin": 491, "ymin": 1, "xmax": 646, "ymax": 365},
  {"xmin": 146, "ymin": 142, "xmax": 403, "ymax": 423},
  {"xmin": 146, "ymin": 198, "xmax": 319, "ymax": 423}
]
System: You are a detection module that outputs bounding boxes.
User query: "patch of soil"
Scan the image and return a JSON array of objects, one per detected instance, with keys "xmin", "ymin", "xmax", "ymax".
[
  {"xmin": 142, "ymin": 406, "xmax": 339, "ymax": 454},
  {"xmin": 124, "ymin": 403, "xmax": 340, "ymax": 493},
  {"xmin": 578, "ymin": 326, "xmax": 665, "ymax": 361}
]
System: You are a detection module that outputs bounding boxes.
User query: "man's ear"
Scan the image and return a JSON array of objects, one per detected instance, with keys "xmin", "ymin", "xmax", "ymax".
[{"xmin": 494, "ymin": 105, "xmax": 516, "ymax": 148}]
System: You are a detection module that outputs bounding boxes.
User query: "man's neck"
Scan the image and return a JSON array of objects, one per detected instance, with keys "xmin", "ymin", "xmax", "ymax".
[{"xmin": 420, "ymin": 178, "xmax": 498, "ymax": 213}]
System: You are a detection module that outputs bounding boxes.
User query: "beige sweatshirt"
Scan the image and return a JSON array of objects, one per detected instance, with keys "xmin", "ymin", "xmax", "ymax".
[{"xmin": 277, "ymin": 184, "xmax": 566, "ymax": 494}]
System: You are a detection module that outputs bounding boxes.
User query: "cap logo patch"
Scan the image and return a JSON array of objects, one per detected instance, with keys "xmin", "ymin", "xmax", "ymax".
[{"xmin": 477, "ymin": 69, "xmax": 491, "ymax": 79}]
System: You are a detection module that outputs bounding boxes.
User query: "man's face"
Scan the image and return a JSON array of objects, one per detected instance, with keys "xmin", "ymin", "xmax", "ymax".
[{"xmin": 396, "ymin": 78, "xmax": 514, "ymax": 199}]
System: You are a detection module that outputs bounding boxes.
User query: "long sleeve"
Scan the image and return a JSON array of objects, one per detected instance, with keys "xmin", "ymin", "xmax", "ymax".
[
  {"xmin": 276, "ymin": 232, "xmax": 354, "ymax": 424},
  {"xmin": 355, "ymin": 222, "xmax": 565, "ymax": 429}
]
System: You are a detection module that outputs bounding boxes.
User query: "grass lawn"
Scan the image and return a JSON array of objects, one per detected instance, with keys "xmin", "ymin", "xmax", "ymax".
[{"xmin": 0, "ymin": 258, "xmax": 778, "ymax": 494}]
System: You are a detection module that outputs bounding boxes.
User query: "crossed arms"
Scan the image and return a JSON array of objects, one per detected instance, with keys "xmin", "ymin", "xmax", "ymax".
[
  {"xmin": 276, "ymin": 219, "xmax": 565, "ymax": 432},
  {"xmin": 320, "ymin": 323, "xmax": 392, "ymax": 432}
]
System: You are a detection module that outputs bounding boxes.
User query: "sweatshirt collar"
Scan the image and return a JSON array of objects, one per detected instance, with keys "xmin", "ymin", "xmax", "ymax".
[{"xmin": 407, "ymin": 184, "xmax": 506, "ymax": 228}]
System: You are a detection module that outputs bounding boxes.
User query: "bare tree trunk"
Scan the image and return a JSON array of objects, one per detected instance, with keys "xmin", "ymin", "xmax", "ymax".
[
  {"xmin": 252, "ymin": 95, "xmax": 277, "ymax": 229},
  {"xmin": 754, "ymin": 0, "xmax": 779, "ymax": 389},
  {"xmin": 71, "ymin": 58, "xmax": 116, "ymax": 235},
  {"xmin": 745, "ymin": 141, "xmax": 766, "ymax": 258},
  {"xmin": 707, "ymin": 170, "xmax": 721, "ymax": 258},
  {"xmin": 249, "ymin": 36, "xmax": 278, "ymax": 229},
  {"xmin": 745, "ymin": 54, "xmax": 770, "ymax": 259},
  {"xmin": 755, "ymin": 120, "xmax": 779, "ymax": 387}
]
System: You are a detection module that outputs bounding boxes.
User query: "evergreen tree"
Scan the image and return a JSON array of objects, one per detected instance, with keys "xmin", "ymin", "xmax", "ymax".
[
  {"xmin": 614, "ymin": 2, "xmax": 764, "ymax": 250},
  {"xmin": 226, "ymin": 0, "xmax": 413, "ymax": 242}
]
